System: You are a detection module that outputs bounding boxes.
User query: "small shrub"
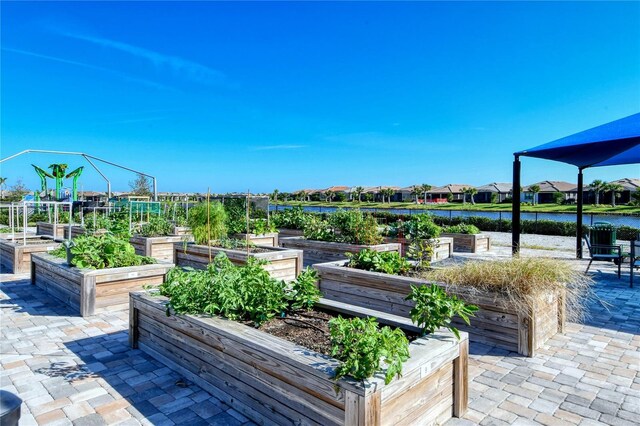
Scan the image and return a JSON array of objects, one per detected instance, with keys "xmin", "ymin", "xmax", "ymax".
[
  {"xmin": 329, "ymin": 316, "xmax": 410, "ymax": 385},
  {"xmin": 271, "ymin": 206, "xmax": 311, "ymax": 230},
  {"xmin": 287, "ymin": 268, "xmax": 321, "ymax": 311}
]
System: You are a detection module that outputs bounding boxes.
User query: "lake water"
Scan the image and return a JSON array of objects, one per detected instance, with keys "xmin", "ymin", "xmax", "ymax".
[{"xmin": 270, "ymin": 205, "xmax": 640, "ymax": 228}]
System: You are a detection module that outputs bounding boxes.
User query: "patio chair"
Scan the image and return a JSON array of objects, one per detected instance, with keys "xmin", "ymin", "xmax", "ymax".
[
  {"xmin": 630, "ymin": 238, "xmax": 640, "ymax": 288},
  {"xmin": 583, "ymin": 235, "xmax": 623, "ymax": 279}
]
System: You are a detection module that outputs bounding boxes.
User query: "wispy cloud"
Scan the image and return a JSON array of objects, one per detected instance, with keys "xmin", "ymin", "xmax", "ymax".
[
  {"xmin": 57, "ymin": 31, "xmax": 228, "ymax": 87},
  {"xmin": 2, "ymin": 47, "xmax": 176, "ymax": 91},
  {"xmin": 251, "ymin": 145, "xmax": 307, "ymax": 151}
]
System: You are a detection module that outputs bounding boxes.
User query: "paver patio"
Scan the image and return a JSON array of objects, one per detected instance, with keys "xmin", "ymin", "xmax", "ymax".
[{"xmin": 1, "ymin": 256, "xmax": 638, "ymax": 425}]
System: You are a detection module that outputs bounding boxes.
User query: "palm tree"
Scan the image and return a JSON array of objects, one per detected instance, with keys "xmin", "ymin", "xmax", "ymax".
[
  {"xmin": 354, "ymin": 186, "xmax": 364, "ymax": 202},
  {"xmin": 420, "ymin": 184, "xmax": 432, "ymax": 204},
  {"xmin": 382, "ymin": 188, "xmax": 395, "ymax": 204},
  {"xmin": 590, "ymin": 179, "xmax": 606, "ymax": 205},
  {"xmin": 324, "ymin": 190, "xmax": 335, "ymax": 203},
  {"xmin": 271, "ymin": 189, "xmax": 279, "ymax": 202},
  {"xmin": 605, "ymin": 183, "xmax": 623, "ymax": 207},
  {"xmin": 528, "ymin": 184, "xmax": 541, "ymax": 205},
  {"xmin": 410, "ymin": 186, "xmax": 421, "ymax": 204},
  {"xmin": 364, "ymin": 192, "xmax": 374, "ymax": 203},
  {"xmin": 464, "ymin": 187, "xmax": 478, "ymax": 205},
  {"xmin": 0, "ymin": 177, "xmax": 6, "ymax": 200}
]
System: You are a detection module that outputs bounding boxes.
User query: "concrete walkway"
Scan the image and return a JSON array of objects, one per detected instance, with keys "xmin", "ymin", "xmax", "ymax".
[{"xmin": 1, "ymin": 257, "xmax": 638, "ymax": 425}]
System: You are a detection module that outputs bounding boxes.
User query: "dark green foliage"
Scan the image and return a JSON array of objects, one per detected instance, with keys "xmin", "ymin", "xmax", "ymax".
[
  {"xmin": 28, "ymin": 212, "xmax": 49, "ymax": 223},
  {"xmin": 138, "ymin": 215, "xmax": 174, "ymax": 237},
  {"xmin": 346, "ymin": 249, "xmax": 411, "ymax": 275},
  {"xmin": 50, "ymin": 234, "xmax": 155, "ymax": 269},
  {"xmin": 442, "ymin": 224, "xmax": 480, "ymax": 234},
  {"xmin": 303, "ymin": 215, "xmax": 334, "ymax": 241},
  {"xmin": 187, "ymin": 202, "xmax": 228, "ymax": 245},
  {"xmin": 405, "ymin": 284, "xmax": 478, "ymax": 339},
  {"xmin": 159, "ymin": 253, "xmax": 320, "ymax": 326},
  {"xmin": 329, "ymin": 316, "xmax": 410, "ymax": 385}
]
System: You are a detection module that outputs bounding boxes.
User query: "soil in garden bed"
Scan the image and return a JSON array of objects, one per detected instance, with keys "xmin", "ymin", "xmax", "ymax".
[{"xmin": 257, "ymin": 309, "xmax": 419, "ymax": 357}]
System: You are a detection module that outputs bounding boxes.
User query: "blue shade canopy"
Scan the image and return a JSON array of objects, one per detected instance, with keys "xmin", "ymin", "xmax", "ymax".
[{"xmin": 515, "ymin": 113, "xmax": 640, "ymax": 168}]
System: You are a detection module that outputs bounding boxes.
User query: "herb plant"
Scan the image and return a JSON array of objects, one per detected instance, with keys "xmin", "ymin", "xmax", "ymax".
[
  {"xmin": 303, "ymin": 209, "xmax": 383, "ymax": 245},
  {"xmin": 346, "ymin": 249, "xmax": 411, "ymax": 275},
  {"xmin": 405, "ymin": 284, "xmax": 478, "ymax": 339},
  {"xmin": 329, "ymin": 316, "xmax": 410, "ymax": 385},
  {"xmin": 50, "ymin": 234, "xmax": 155, "ymax": 269}
]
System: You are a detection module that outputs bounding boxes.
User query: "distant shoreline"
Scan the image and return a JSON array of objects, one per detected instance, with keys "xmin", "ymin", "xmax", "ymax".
[{"xmin": 271, "ymin": 201, "xmax": 640, "ymax": 216}]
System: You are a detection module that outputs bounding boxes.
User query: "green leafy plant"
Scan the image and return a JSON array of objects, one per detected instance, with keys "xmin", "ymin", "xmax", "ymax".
[
  {"xmin": 287, "ymin": 268, "xmax": 321, "ymax": 311},
  {"xmin": 329, "ymin": 316, "xmax": 410, "ymax": 385},
  {"xmin": 328, "ymin": 209, "xmax": 383, "ymax": 245},
  {"xmin": 271, "ymin": 207, "xmax": 311, "ymax": 230},
  {"xmin": 137, "ymin": 215, "xmax": 174, "ymax": 237},
  {"xmin": 303, "ymin": 215, "xmax": 334, "ymax": 241},
  {"xmin": 442, "ymin": 224, "xmax": 480, "ymax": 235},
  {"xmin": 50, "ymin": 234, "xmax": 155, "ymax": 269},
  {"xmin": 248, "ymin": 218, "xmax": 276, "ymax": 235},
  {"xmin": 405, "ymin": 284, "xmax": 478, "ymax": 339},
  {"xmin": 346, "ymin": 249, "xmax": 411, "ymax": 275},
  {"xmin": 403, "ymin": 214, "xmax": 441, "ymax": 241},
  {"xmin": 187, "ymin": 202, "xmax": 228, "ymax": 245},
  {"xmin": 160, "ymin": 253, "xmax": 321, "ymax": 326},
  {"xmin": 406, "ymin": 239, "xmax": 434, "ymax": 270}
]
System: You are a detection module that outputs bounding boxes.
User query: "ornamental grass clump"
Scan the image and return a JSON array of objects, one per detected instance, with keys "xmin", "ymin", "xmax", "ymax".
[
  {"xmin": 427, "ymin": 258, "xmax": 593, "ymax": 323},
  {"xmin": 187, "ymin": 202, "xmax": 228, "ymax": 245}
]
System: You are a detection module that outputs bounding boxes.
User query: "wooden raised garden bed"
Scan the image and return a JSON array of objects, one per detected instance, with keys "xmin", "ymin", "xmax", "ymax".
[
  {"xmin": 0, "ymin": 237, "xmax": 60, "ymax": 274},
  {"xmin": 172, "ymin": 226, "xmax": 191, "ymax": 236},
  {"xmin": 130, "ymin": 291, "xmax": 468, "ymax": 426},
  {"xmin": 382, "ymin": 236, "xmax": 453, "ymax": 262},
  {"xmin": 130, "ymin": 235, "xmax": 194, "ymax": 262},
  {"xmin": 440, "ymin": 233, "xmax": 491, "ymax": 253},
  {"xmin": 174, "ymin": 243, "xmax": 303, "ymax": 282},
  {"xmin": 233, "ymin": 232, "xmax": 279, "ymax": 247},
  {"xmin": 279, "ymin": 237, "xmax": 401, "ymax": 267},
  {"xmin": 313, "ymin": 261, "xmax": 565, "ymax": 357},
  {"xmin": 277, "ymin": 228, "xmax": 304, "ymax": 238},
  {"xmin": 36, "ymin": 222, "xmax": 68, "ymax": 239},
  {"xmin": 63, "ymin": 225, "xmax": 87, "ymax": 240},
  {"xmin": 31, "ymin": 253, "xmax": 174, "ymax": 317}
]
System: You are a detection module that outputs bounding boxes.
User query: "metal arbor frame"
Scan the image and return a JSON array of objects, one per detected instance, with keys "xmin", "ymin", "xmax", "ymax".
[{"xmin": 0, "ymin": 149, "xmax": 158, "ymax": 201}]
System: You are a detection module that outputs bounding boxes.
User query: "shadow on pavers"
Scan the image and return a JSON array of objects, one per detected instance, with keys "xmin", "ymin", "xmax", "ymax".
[
  {"xmin": 0, "ymin": 277, "xmax": 76, "ymax": 317},
  {"xmin": 63, "ymin": 331, "xmax": 241, "ymax": 425}
]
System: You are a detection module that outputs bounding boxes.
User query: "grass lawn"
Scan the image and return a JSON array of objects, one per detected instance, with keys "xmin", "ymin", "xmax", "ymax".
[{"xmin": 272, "ymin": 201, "xmax": 640, "ymax": 215}]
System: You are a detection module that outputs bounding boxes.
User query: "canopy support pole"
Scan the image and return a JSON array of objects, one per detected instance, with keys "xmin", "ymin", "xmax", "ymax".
[
  {"xmin": 576, "ymin": 167, "xmax": 584, "ymax": 259},
  {"xmin": 512, "ymin": 155, "xmax": 521, "ymax": 256}
]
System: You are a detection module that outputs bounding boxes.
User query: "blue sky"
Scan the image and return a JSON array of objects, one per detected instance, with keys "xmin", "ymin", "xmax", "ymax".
[{"xmin": 1, "ymin": 1, "xmax": 639, "ymax": 194}]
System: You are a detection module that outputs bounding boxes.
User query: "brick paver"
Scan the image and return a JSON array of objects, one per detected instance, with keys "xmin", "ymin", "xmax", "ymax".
[{"xmin": 1, "ymin": 256, "xmax": 638, "ymax": 425}]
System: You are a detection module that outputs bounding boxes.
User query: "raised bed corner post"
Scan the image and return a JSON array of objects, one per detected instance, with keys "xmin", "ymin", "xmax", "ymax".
[
  {"xmin": 576, "ymin": 167, "xmax": 584, "ymax": 259},
  {"xmin": 512, "ymin": 154, "xmax": 521, "ymax": 256}
]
